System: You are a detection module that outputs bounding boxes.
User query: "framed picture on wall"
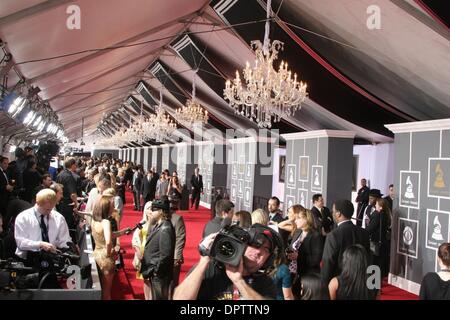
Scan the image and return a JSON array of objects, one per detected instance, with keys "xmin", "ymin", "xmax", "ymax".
[{"xmin": 279, "ymin": 155, "xmax": 286, "ymax": 183}]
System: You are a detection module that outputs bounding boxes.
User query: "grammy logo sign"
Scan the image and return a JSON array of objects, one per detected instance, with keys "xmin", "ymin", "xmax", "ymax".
[{"xmin": 434, "ymin": 163, "xmax": 446, "ymax": 189}]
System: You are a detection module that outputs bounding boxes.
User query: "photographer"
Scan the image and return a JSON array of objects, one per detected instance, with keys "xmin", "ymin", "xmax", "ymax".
[
  {"xmin": 173, "ymin": 224, "xmax": 279, "ymax": 300},
  {"xmin": 140, "ymin": 199, "xmax": 175, "ymax": 300},
  {"xmin": 14, "ymin": 189, "xmax": 71, "ymax": 261}
]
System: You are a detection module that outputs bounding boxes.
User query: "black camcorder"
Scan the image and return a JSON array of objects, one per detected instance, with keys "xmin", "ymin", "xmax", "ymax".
[
  {"xmin": 208, "ymin": 224, "xmax": 250, "ymax": 267},
  {"xmin": 201, "ymin": 221, "xmax": 283, "ymax": 269},
  {"xmin": 0, "ymin": 259, "xmax": 39, "ymax": 290}
]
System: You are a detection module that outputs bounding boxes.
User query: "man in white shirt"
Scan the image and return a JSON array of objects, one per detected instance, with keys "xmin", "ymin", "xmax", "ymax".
[{"xmin": 14, "ymin": 189, "xmax": 71, "ymax": 260}]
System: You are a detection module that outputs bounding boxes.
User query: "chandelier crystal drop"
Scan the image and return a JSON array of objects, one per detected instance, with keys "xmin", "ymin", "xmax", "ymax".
[{"xmin": 223, "ymin": 0, "xmax": 308, "ymax": 128}]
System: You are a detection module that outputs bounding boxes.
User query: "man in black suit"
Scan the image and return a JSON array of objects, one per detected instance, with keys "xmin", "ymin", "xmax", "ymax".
[
  {"xmin": 362, "ymin": 189, "xmax": 383, "ymax": 229},
  {"xmin": 321, "ymin": 199, "xmax": 370, "ymax": 284},
  {"xmin": 141, "ymin": 199, "xmax": 175, "ymax": 300},
  {"xmin": 141, "ymin": 170, "xmax": 156, "ymax": 204},
  {"xmin": 384, "ymin": 184, "xmax": 394, "ymax": 211},
  {"xmin": 202, "ymin": 199, "xmax": 234, "ymax": 238},
  {"xmin": 0, "ymin": 157, "xmax": 14, "ymax": 216},
  {"xmin": 311, "ymin": 194, "xmax": 333, "ymax": 236},
  {"xmin": 267, "ymin": 196, "xmax": 284, "ymax": 223},
  {"xmin": 190, "ymin": 167, "xmax": 203, "ymax": 210},
  {"xmin": 355, "ymin": 178, "xmax": 370, "ymax": 227}
]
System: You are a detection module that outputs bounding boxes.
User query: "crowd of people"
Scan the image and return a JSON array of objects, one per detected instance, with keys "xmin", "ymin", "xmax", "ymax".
[{"xmin": 0, "ymin": 151, "xmax": 449, "ymax": 300}]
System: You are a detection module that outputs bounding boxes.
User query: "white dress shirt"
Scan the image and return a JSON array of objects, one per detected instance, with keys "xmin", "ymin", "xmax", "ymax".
[{"xmin": 14, "ymin": 206, "xmax": 71, "ymax": 259}]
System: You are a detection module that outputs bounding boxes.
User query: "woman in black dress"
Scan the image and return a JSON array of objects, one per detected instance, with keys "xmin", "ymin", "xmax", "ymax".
[
  {"xmin": 420, "ymin": 243, "xmax": 450, "ymax": 300},
  {"xmin": 366, "ymin": 198, "xmax": 391, "ymax": 277},
  {"xmin": 167, "ymin": 176, "xmax": 182, "ymax": 210}
]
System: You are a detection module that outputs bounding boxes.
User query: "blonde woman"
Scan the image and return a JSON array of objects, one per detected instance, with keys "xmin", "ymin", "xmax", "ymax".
[
  {"xmin": 278, "ymin": 204, "xmax": 301, "ymax": 235},
  {"xmin": 251, "ymin": 208, "xmax": 269, "ymax": 226},
  {"xmin": 132, "ymin": 201, "xmax": 153, "ymax": 299},
  {"xmin": 91, "ymin": 196, "xmax": 115, "ymax": 300}
]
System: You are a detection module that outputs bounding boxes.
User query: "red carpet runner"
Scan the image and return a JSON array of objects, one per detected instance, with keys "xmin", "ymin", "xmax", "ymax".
[{"xmin": 111, "ymin": 191, "xmax": 418, "ymax": 300}]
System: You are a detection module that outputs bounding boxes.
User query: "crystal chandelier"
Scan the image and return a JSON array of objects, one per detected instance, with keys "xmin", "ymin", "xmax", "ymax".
[
  {"xmin": 223, "ymin": 0, "xmax": 308, "ymax": 128},
  {"xmin": 176, "ymin": 71, "xmax": 208, "ymax": 126},
  {"xmin": 144, "ymin": 90, "xmax": 177, "ymax": 142}
]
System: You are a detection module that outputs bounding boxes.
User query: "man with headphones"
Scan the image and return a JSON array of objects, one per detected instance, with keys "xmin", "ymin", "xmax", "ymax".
[{"xmin": 173, "ymin": 224, "xmax": 281, "ymax": 300}]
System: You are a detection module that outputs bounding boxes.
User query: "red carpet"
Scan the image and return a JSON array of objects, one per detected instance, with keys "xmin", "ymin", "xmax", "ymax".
[{"xmin": 111, "ymin": 191, "xmax": 418, "ymax": 300}]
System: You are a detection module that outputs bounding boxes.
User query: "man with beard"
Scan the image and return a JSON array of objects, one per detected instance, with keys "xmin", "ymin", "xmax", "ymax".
[{"xmin": 140, "ymin": 198, "xmax": 175, "ymax": 300}]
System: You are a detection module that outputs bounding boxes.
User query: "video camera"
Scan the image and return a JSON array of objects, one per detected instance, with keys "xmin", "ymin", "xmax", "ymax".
[
  {"xmin": 202, "ymin": 220, "xmax": 283, "ymax": 268},
  {"xmin": 208, "ymin": 224, "xmax": 250, "ymax": 267},
  {"xmin": 0, "ymin": 259, "xmax": 39, "ymax": 290}
]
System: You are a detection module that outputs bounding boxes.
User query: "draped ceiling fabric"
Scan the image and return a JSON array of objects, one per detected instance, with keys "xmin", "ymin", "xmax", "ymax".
[{"xmin": 1, "ymin": 0, "xmax": 449, "ymax": 145}]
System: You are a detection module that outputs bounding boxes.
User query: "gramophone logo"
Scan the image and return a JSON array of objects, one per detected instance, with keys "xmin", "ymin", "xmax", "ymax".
[
  {"xmin": 301, "ymin": 159, "xmax": 307, "ymax": 176},
  {"xmin": 289, "ymin": 167, "xmax": 294, "ymax": 184},
  {"xmin": 432, "ymin": 216, "xmax": 444, "ymax": 241},
  {"xmin": 299, "ymin": 156, "xmax": 309, "ymax": 182},
  {"xmin": 400, "ymin": 171, "xmax": 420, "ymax": 209},
  {"xmin": 429, "ymin": 159, "xmax": 450, "ymax": 198},
  {"xmin": 314, "ymin": 169, "xmax": 320, "ymax": 186},
  {"xmin": 434, "ymin": 163, "xmax": 446, "ymax": 189},
  {"xmin": 300, "ymin": 192, "xmax": 305, "ymax": 207},
  {"xmin": 404, "ymin": 176, "xmax": 415, "ymax": 199}
]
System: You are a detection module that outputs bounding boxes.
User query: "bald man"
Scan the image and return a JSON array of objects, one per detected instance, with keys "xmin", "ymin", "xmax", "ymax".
[{"xmin": 14, "ymin": 189, "xmax": 71, "ymax": 260}]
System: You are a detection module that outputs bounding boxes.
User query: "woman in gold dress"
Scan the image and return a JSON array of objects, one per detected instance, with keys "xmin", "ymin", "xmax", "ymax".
[{"xmin": 91, "ymin": 195, "xmax": 116, "ymax": 300}]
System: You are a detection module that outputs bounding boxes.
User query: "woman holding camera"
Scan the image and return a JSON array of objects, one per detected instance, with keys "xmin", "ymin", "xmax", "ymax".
[{"xmin": 91, "ymin": 195, "xmax": 116, "ymax": 300}]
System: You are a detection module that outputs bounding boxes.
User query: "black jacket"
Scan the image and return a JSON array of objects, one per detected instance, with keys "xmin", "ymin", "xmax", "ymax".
[
  {"xmin": 290, "ymin": 229, "xmax": 324, "ymax": 277},
  {"xmin": 0, "ymin": 168, "xmax": 12, "ymax": 215},
  {"xmin": 132, "ymin": 171, "xmax": 143, "ymax": 192},
  {"xmin": 321, "ymin": 220, "xmax": 370, "ymax": 283},
  {"xmin": 202, "ymin": 216, "xmax": 222, "ymax": 238},
  {"xmin": 141, "ymin": 175, "xmax": 156, "ymax": 200},
  {"xmin": 269, "ymin": 211, "xmax": 285, "ymax": 224},
  {"xmin": 190, "ymin": 174, "xmax": 203, "ymax": 194},
  {"xmin": 141, "ymin": 220, "xmax": 175, "ymax": 279},
  {"xmin": 366, "ymin": 211, "xmax": 389, "ymax": 245},
  {"xmin": 311, "ymin": 206, "xmax": 334, "ymax": 233}
]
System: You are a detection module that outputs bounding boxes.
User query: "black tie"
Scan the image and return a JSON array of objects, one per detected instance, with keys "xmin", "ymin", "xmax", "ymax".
[{"xmin": 40, "ymin": 215, "xmax": 49, "ymax": 243}]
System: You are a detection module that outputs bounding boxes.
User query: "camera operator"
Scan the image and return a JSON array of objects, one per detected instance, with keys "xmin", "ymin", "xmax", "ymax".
[
  {"xmin": 173, "ymin": 224, "xmax": 279, "ymax": 300},
  {"xmin": 14, "ymin": 189, "xmax": 71, "ymax": 262},
  {"xmin": 140, "ymin": 198, "xmax": 175, "ymax": 300}
]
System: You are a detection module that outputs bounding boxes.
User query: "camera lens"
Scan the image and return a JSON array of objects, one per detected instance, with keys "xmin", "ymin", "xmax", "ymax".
[{"xmin": 218, "ymin": 241, "xmax": 236, "ymax": 257}]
